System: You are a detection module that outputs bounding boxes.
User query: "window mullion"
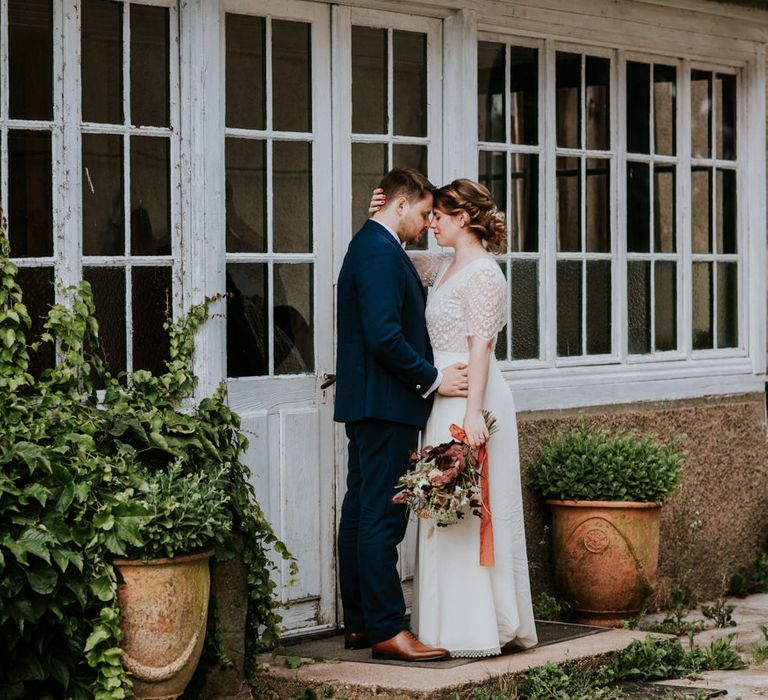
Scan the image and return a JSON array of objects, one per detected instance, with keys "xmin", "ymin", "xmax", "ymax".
[
  {"xmin": 679, "ymin": 59, "xmax": 693, "ymax": 357},
  {"xmin": 616, "ymin": 51, "xmax": 628, "ymax": 362},
  {"xmin": 543, "ymin": 40, "xmax": 558, "ymax": 367}
]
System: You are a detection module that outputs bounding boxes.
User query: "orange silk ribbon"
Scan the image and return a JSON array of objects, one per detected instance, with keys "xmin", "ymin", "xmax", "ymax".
[{"xmin": 449, "ymin": 424, "xmax": 496, "ymax": 567}]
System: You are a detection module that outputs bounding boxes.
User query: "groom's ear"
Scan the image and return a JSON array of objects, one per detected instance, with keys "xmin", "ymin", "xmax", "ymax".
[{"xmin": 394, "ymin": 195, "xmax": 409, "ymax": 216}]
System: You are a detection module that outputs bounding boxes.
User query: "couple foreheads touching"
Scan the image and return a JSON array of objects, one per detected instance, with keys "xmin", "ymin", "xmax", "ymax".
[{"xmin": 334, "ymin": 168, "xmax": 537, "ymax": 662}]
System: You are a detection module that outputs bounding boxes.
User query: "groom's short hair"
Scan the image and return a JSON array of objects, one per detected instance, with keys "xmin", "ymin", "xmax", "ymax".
[{"xmin": 378, "ymin": 168, "xmax": 435, "ymax": 205}]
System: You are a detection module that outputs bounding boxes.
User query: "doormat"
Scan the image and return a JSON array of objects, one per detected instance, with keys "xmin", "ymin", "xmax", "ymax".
[
  {"xmin": 617, "ymin": 682, "xmax": 726, "ymax": 698},
  {"xmin": 280, "ymin": 620, "xmax": 609, "ymax": 669}
]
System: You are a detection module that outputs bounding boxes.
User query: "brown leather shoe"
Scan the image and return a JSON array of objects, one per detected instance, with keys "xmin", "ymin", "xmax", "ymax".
[
  {"xmin": 344, "ymin": 631, "xmax": 370, "ymax": 650},
  {"xmin": 371, "ymin": 630, "xmax": 449, "ymax": 661}
]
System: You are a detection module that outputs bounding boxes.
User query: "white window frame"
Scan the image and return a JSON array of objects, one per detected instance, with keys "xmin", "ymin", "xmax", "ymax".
[{"xmin": 474, "ymin": 27, "xmax": 765, "ymax": 411}]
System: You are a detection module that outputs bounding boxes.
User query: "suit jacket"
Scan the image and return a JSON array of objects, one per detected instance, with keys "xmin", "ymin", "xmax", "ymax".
[{"xmin": 334, "ymin": 219, "xmax": 438, "ymax": 427}]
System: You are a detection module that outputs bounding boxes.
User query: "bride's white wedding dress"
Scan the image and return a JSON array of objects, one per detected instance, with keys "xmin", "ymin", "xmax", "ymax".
[{"xmin": 410, "ymin": 253, "xmax": 538, "ymax": 657}]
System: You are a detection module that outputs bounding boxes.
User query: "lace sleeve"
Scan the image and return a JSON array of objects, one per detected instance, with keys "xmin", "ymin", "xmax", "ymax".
[
  {"xmin": 463, "ymin": 261, "xmax": 508, "ymax": 340},
  {"xmin": 408, "ymin": 251, "xmax": 452, "ymax": 286}
]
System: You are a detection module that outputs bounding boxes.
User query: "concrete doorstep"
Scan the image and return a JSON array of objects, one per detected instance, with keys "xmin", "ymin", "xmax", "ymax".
[{"xmin": 253, "ymin": 627, "xmax": 661, "ymax": 699}]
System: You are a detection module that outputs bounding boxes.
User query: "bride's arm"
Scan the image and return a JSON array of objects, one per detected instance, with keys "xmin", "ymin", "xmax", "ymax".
[{"xmin": 464, "ymin": 336, "xmax": 493, "ymax": 448}]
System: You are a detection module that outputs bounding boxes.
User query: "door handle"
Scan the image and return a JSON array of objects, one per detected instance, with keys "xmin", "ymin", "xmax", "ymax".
[{"xmin": 320, "ymin": 373, "xmax": 336, "ymax": 390}]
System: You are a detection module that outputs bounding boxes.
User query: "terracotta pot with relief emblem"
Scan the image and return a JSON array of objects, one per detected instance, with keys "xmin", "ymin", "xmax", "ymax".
[
  {"xmin": 114, "ymin": 550, "xmax": 213, "ymax": 700},
  {"xmin": 546, "ymin": 500, "xmax": 661, "ymax": 627}
]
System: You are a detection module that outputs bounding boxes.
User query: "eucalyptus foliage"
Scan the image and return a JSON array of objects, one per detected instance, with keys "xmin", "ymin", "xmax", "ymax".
[
  {"xmin": 0, "ymin": 212, "xmax": 294, "ymax": 699},
  {"xmin": 528, "ymin": 421, "xmax": 685, "ymax": 503}
]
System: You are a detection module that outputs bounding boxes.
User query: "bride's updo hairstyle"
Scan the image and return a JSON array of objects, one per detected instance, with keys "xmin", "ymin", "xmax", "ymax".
[{"xmin": 433, "ymin": 179, "xmax": 507, "ymax": 252}]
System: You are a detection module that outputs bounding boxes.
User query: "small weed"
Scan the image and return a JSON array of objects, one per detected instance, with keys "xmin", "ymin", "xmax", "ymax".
[
  {"xmin": 285, "ymin": 655, "xmax": 303, "ymax": 669},
  {"xmin": 532, "ymin": 592, "xmax": 569, "ymax": 622},
  {"xmin": 729, "ymin": 553, "xmax": 768, "ymax": 597},
  {"xmin": 292, "ymin": 688, "xmax": 317, "ymax": 700},
  {"xmin": 751, "ymin": 624, "xmax": 768, "ymax": 665},
  {"xmin": 700, "ymin": 598, "xmax": 737, "ymax": 628}
]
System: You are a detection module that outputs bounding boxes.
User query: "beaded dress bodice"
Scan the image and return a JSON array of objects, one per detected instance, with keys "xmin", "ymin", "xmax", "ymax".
[{"xmin": 411, "ymin": 253, "xmax": 508, "ymax": 354}]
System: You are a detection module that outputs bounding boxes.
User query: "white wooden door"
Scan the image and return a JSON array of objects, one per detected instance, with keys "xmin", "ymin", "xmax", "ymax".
[
  {"xmin": 221, "ymin": 0, "xmax": 336, "ymax": 634},
  {"xmin": 332, "ymin": 6, "xmax": 444, "ymax": 612}
]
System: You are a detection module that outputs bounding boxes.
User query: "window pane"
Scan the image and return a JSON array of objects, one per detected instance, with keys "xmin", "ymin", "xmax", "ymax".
[
  {"xmin": 627, "ymin": 162, "xmax": 650, "ymax": 253},
  {"xmin": 586, "ymin": 158, "xmax": 610, "ymax": 253},
  {"xmin": 654, "ymin": 64, "xmax": 676, "ymax": 156},
  {"xmin": 511, "ymin": 260, "xmax": 539, "ymax": 360},
  {"xmin": 477, "ymin": 42, "xmax": 505, "ymax": 143},
  {"xmin": 393, "ymin": 31, "xmax": 427, "ymax": 137},
  {"xmin": 654, "ymin": 165, "xmax": 676, "ymax": 253},
  {"xmin": 692, "ymin": 261, "xmax": 713, "ymax": 350},
  {"xmin": 225, "ymin": 138, "xmax": 266, "ymax": 253},
  {"xmin": 691, "ymin": 70, "xmax": 712, "ymax": 159},
  {"xmin": 557, "ymin": 260, "xmax": 582, "ymax": 356},
  {"xmin": 691, "ymin": 167, "xmax": 712, "ymax": 254},
  {"xmin": 17, "ymin": 266, "xmax": 55, "ymax": 377},
  {"xmin": 82, "ymin": 0, "xmax": 123, "ymax": 124},
  {"xmin": 9, "ymin": 0, "xmax": 53, "ymax": 120},
  {"xmin": 131, "ymin": 137, "xmax": 170, "ymax": 256},
  {"xmin": 130, "ymin": 4, "xmax": 169, "ymax": 128},
  {"xmin": 556, "ymin": 53, "xmax": 581, "ymax": 149},
  {"xmin": 716, "ymin": 169, "xmax": 737, "ymax": 254},
  {"xmin": 655, "ymin": 261, "xmax": 677, "ymax": 352},
  {"xmin": 226, "ymin": 263, "xmax": 268, "ymax": 377},
  {"xmin": 8, "ymin": 130, "xmax": 53, "ymax": 258},
  {"xmin": 352, "ymin": 143, "xmax": 387, "ymax": 231},
  {"xmin": 586, "ymin": 260, "xmax": 611, "ymax": 354},
  {"xmin": 626, "ymin": 61, "xmax": 650, "ymax": 155},
  {"xmin": 274, "ymin": 264, "xmax": 314, "ymax": 375},
  {"xmin": 716, "ymin": 74, "xmax": 737, "ymax": 161},
  {"xmin": 393, "ymin": 144, "xmax": 427, "ymax": 175},
  {"xmin": 132, "ymin": 266, "xmax": 171, "ymax": 374},
  {"xmin": 479, "ymin": 150, "xmax": 506, "ymax": 213},
  {"xmin": 273, "ymin": 20, "xmax": 311, "ymax": 133},
  {"xmin": 510, "ymin": 154, "xmax": 538, "ymax": 253},
  {"xmin": 82, "ymin": 134, "xmax": 124, "ymax": 256},
  {"xmin": 510, "ymin": 46, "xmax": 538, "ymax": 145},
  {"xmin": 225, "ymin": 14, "xmax": 266, "ymax": 130},
  {"xmin": 716, "ymin": 262, "xmax": 737, "ymax": 349},
  {"xmin": 586, "ymin": 57, "xmax": 610, "ymax": 151},
  {"xmin": 628, "ymin": 260, "xmax": 650, "ymax": 354},
  {"xmin": 273, "ymin": 141, "xmax": 312, "ymax": 253},
  {"xmin": 84, "ymin": 267, "xmax": 126, "ymax": 374},
  {"xmin": 352, "ymin": 27, "xmax": 387, "ymax": 134},
  {"xmin": 556, "ymin": 156, "xmax": 580, "ymax": 252}
]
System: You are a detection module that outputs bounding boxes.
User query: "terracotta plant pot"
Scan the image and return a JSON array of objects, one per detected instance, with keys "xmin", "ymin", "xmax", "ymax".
[
  {"xmin": 114, "ymin": 550, "xmax": 213, "ymax": 700},
  {"xmin": 547, "ymin": 499, "xmax": 661, "ymax": 627}
]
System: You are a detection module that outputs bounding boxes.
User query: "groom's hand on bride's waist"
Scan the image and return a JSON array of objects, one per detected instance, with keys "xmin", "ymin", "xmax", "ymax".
[{"xmin": 437, "ymin": 363, "xmax": 468, "ymax": 397}]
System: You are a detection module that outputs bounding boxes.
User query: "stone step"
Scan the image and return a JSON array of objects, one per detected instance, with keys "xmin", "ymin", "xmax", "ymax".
[{"xmin": 254, "ymin": 626, "xmax": 665, "ymax": 699}]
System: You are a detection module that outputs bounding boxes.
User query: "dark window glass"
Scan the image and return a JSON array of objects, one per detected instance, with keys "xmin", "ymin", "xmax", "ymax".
[
  {"xmin": 352, "ymin": 27, "xmax": 387, "ymax": 134},
  {"xmin": 478, "ymin": 150, "xmax": 506, "ymax": 213},
  {"xmin": 8, "ymin": 131, "xmax": 53, "ymax": 258},
  {"xmin": 586, "ymin": 260, "xmax": 611, "ymax": 354},
  {"xmin": 82, "ymin": 0, "xmax": 123, "ymax": 124},
  {"xmin": 273, "ymin": 141, "xmax": 312, "ymax": 253},
  {"xmin": 691, "ymin": 70, "xmax": 712, "ymax": 159},
  {"xmin": 225, "ymin": 14, "xmax": 266, "ymax": 130},
  {"xmin": 274, "ymin": 263, "xmax": 314, "ymax": 375},
  {"xmin": 691, "ymin": 167, "xmax": 712, "ymax": 254},
  {"xmin": 131, "ymin": 137, "xmax": 171, "ymax": 256},
  {"xmin": 716, "ymin": 169, "xmax": 737, "ymax": 254},
  {"xmin": 716, "ymin": 262, "xmax": 737, "ymax": 349},
  {"xmin": 654, "ymin": 64, "xmax": 676, "ymax": 156},
  {"xmin": 510, "ymin": 46, "xmax": 538, "ymax": 145},
  {"xmin": 556, "ymin": 260, "xmax": 582, "ymax": 356},
  {"xmin": 586, "ymin": 57, "xmax": 610, "ymax": 150},
  {"xmin": 82, "ymin": 134, "xmax": 124, "ymax": 256},
  {"xmin": 628, "ymin": 260, "xmax": 651, "ymax": 355},
  {"xmin": 511, "ymin": 259, "xmax": 539, "ymax": 360},
  {"xmin": 352, "ymin": 143, "xmax": 387, "ymax": 231},
  {"xmin": 586, "ymin": 158, "xmax": 610, "ymax": 252},
  {"xmin": 393, "ymin": 144, "xmax": 427, "ymax": 175},
  {"xmin": 692, "ymin": 261, "xmax": 713, "ymax": 350},
  {"xmin": 654, "ymin": 165, "xmax": 676, "ymax": 253},
  {"xmin": 131, "ymin": 4, "xmax": 169, "ymax": 127},
  {"xmin": 272, "ymin": 21, "xmax": 311, "ymax": 133},
  {"xmin": 17, "ymin": 266, "xmax": 55, "ymax": 376},
  {"xmin": 84, "ymin": 267, "xmax": 127, "ymax": 374},
  {"xmin": 225, "ymin": 138, "xmax": 266, "ymax": 253},
  {"xmin": 716, "ymin": 74, "xmax": 737, "ymax": 161},
  {"xmin": 626, "ymin": 62, "xmax": 650, "ymax": 154},
  {"xmin": 393, "ymin": 31, "xmax": 427, "ymax": 137},
  {"xmin": 655, "ymin": 261, "xmax": 677, "ymax": 352},
  {"xmin": 556, "ymin": 52, "xmax": 581, "ymax": 149},
  {"xmin": 132, "ymin": 267, "xmax": 171, "ymax": 374},
  {"xmin": 9, "ymin": 0, "xmax": 53, "ymax": 121},
  {"xmin": 509, "ymin": 154, "xmax": 538, "ymax": 253},
  {"xmin": 226, "ymin": 263, "xmax": 268, "ymax": 377},
  {"xmin": 556, "ymin": 156, "xmax": 580, "ymax": 252},
  {"xmin": 477, "ymin": 42, "xmax": 505, "ymax": 143},
  {"xmin": 627, "ymin": 162, "xmax": 650, "ymax": 253}
]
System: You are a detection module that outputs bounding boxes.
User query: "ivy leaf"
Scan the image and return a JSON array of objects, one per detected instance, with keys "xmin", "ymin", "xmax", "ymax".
[
  {"xmin": 26, "ymin": 563, "xmax": 58, "ymax": 594},
  {"xmin": 112, "ymin": 504, "xmax": 151, "ymax": 548},
  {"xmin": 89, "ymin": 575, "xmax": 114, "ymax": 602},
  {"xmin": 4, "ymin": 527, "xmax": 53, "ymax": 565},
  {"xmin": 84, "ymin": 627, "xmax": 111, "ymax": 653}
]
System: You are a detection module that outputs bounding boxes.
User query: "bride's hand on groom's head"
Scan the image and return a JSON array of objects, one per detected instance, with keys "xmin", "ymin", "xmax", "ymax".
[{"xmin": 369, "ymin": 188, "xmax": 386, "ymax": 215}]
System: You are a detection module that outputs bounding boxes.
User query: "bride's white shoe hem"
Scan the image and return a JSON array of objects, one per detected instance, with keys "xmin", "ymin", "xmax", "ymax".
[{"xmin": 448, "ymin": 647, "xmax": 502, "ymax": 658}]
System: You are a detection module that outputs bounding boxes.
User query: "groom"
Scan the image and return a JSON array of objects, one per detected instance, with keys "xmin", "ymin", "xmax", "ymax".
[{"xmin": 335, "ymin": 169, "xmax": 468, "ymax": 661}]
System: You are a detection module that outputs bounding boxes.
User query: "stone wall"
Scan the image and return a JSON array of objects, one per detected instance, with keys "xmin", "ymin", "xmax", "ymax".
[{"xmin": 518, "ymin": 392, "xmax": 768, "ymax": 603}]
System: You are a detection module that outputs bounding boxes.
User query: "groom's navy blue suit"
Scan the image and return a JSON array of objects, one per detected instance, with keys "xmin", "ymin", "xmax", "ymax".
[{"xmin": 335, "ymin": 219, "xmax": 438, "ymax": 644}]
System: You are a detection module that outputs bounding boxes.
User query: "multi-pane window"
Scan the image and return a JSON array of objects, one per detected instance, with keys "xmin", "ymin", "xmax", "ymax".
[
  {"xmin": 80, "ymin": 0, "xmax": 176, "ymax": 376},
  {"xmin": 2, "ymin": 0, "xmax": 56, "ymax": 375},
  {"xmin": 350, "ymin": 22, "xmax": 433, "ymax": 246},
  {"xmin": 626, "ymin": 61, "xmax": 678, "ymax": 356},
  {"xmin": 224, "ymin": 13, "xmax": 315, "ymax": 377},
  {"xmin": 690, "ymin": 70, "xmax": 739, "ymax": 351},
  {"xmin": 476, "ymin": 40, "xmax": 742, "ymax": 367},
  {"xmin": 477, "ymin": 41, "xmax": 540, "ymax": 361}
]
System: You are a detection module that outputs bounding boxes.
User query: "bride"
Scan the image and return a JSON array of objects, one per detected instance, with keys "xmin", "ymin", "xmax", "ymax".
[{"xmin": 369, "ymin": 178, "xmax": 538, "ymax": 657}]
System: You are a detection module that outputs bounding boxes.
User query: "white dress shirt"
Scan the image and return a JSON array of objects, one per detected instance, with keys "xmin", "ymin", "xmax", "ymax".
[{"xmin": 369, "ymin": 218, "xmax": 442, "ymax": 399}]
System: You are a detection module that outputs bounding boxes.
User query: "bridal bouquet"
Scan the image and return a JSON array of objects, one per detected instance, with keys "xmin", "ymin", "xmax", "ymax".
[{"xmin": 392, "ymin": 411, "xmax": 498, "ymax": 527}]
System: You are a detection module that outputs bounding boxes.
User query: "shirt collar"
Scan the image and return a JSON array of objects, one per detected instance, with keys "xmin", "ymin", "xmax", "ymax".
[{"xmin": 370, "ymin": 218, "xmax": 406, "ymax": 249}]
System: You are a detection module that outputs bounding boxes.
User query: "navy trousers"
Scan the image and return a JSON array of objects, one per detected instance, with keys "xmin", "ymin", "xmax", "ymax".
[{"xmin": 338, "ymin": 419, "xmax": 420, "ymax": 644}]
